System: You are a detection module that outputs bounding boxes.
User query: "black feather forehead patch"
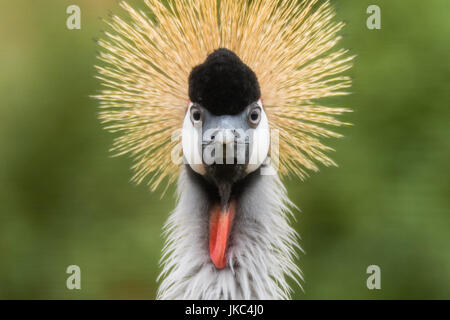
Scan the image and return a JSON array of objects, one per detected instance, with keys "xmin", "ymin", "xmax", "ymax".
[{"xmin": 188, "ymin": 48, "xmax": 261, "ymax": 115}]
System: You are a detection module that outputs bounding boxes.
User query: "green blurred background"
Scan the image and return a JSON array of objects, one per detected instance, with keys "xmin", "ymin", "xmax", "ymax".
[{"xmin": 0, "ymin": 0, "xmax": 449, "ymax": 299}]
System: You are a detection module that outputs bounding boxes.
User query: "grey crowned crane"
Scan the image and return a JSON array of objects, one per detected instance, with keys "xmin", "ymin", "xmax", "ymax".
[{"xmin": 95, "ymin": 0, "xmax": 353, "ymax": 299}]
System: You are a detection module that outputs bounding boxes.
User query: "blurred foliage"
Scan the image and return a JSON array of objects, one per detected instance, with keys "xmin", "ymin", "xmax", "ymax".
[{"xmin": 0, "ymin": 0, "xmax": 449, "ymax": 299}]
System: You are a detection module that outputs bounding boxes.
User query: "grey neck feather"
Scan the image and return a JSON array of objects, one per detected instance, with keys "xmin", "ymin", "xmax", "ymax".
[{"xmin": 157, "ymin": 165, "xmax": 302, "ymax": 299}]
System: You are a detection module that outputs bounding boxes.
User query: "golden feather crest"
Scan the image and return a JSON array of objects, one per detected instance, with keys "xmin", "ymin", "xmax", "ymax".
[{"xmin": 95, "ymin": 0, "xmax": 354, "ymax": 191}]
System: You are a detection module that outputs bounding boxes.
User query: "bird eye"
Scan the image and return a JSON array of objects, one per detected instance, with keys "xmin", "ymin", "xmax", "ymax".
[
  {"xmin": 248, "ymin": 106, "xmax": 261, "ymax": 127},
  {"xmin": 190, "ymin": 106, "xmax": 202, "ymax": 125}
]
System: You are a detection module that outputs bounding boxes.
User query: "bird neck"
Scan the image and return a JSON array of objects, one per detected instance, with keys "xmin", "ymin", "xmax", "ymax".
[{"xmin": 157, "ymin": 165, "xmax": 301, "ymax": 299}]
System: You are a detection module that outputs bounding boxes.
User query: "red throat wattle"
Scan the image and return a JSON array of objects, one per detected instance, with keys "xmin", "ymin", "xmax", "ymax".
[{"xmin": 209, "ymin": 201, "xmax": 236, "ymax": 269}]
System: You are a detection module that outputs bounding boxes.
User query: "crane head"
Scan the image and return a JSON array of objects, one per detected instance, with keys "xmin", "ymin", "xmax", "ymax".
[
  {"xmin": 181, "ymin": 48, "xmax": 271, "ymax": 269},
  {"xmin": 182, "ymin": 48, "xmax": 270, "ymax": 197}
]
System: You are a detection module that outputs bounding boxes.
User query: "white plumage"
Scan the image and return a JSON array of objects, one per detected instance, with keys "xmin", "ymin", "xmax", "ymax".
[{"xmin": 157, "ymin": 165, "xmax": 301, "ymax": 299}]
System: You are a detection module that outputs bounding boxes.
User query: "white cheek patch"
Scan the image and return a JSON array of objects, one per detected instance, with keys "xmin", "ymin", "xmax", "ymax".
[
  {"xmin": 246, "ymin": 101, "xmax": 270, "ymax": 174},
  {"xmin": 182, "ymin": 103, "xmax": 206, "ymax": 175}
]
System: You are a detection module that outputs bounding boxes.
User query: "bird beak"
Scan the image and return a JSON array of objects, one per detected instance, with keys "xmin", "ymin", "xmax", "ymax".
[{"xmin": 200, "ymin": 114, "xmax": 250, "ymax": 269}]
